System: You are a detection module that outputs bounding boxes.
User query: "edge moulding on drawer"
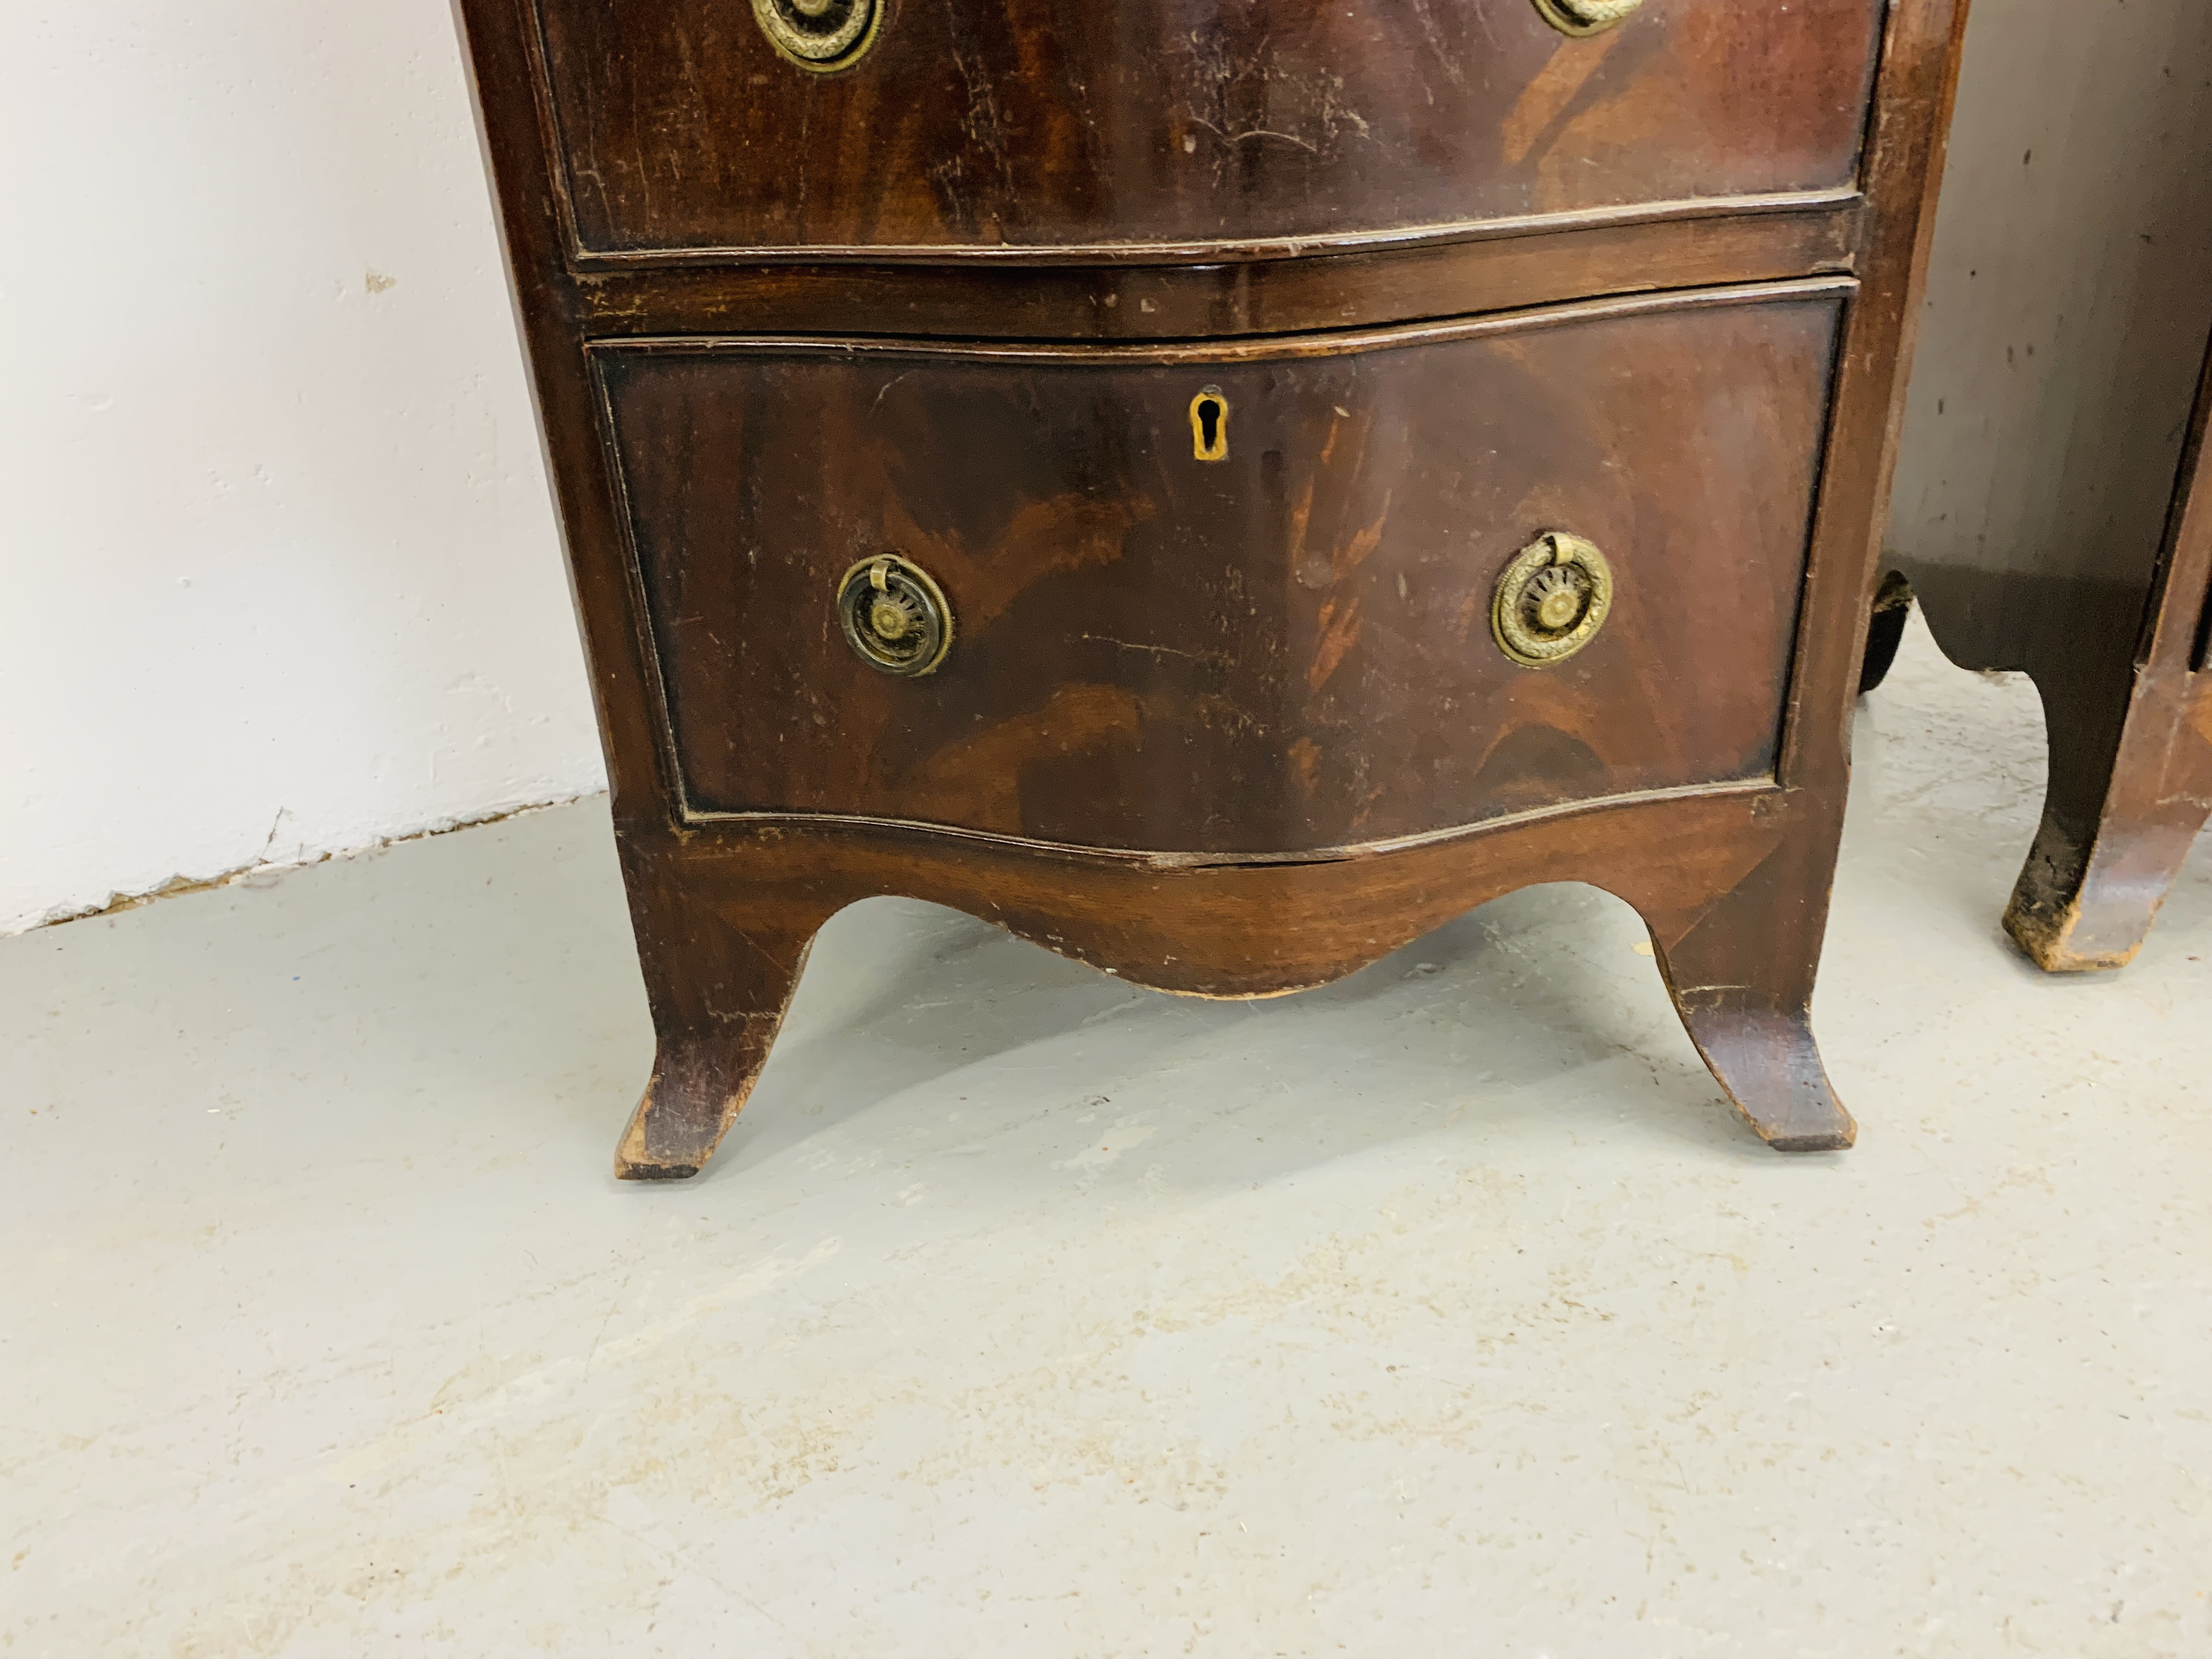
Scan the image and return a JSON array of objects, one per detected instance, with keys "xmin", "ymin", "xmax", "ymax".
[{"xmin": 454, "ymin": 0, "xmax": 1972, "ymax": 1180}]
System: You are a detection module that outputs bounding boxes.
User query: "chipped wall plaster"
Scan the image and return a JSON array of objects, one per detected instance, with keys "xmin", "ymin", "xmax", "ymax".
[{"xmin": 1, "ymin": 2, "xmax": 606, "ymax": 935}]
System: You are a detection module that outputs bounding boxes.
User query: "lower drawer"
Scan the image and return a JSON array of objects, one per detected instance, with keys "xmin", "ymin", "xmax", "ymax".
[{"xmin": 595, "ymin": 282, "xmax": 1844, "ymax": 854}]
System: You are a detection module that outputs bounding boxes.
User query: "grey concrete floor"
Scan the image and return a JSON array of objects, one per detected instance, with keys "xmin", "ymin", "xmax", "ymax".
[{"xmin": 6, "ymin": 617, "xmax": 2210, "ymax": 1658}]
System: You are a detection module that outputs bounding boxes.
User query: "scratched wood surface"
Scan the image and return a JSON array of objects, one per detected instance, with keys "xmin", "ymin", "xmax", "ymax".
[
  {"xmin": 531, "ymin": 0, "xmax": 1886, "ymax": 257},
  {"xmin": 450, "ymin": 0, "xmax": 1971, "ymax": 1175},
  {"xmin": 600, "ymin": 287, "xmax": 1842, "ymax": 851}
]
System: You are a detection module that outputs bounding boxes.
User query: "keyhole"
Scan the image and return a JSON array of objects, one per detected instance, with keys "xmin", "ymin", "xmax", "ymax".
[{"xmin": 1190, "ymin": 388, "xmax": 1229, "ymax": 462}]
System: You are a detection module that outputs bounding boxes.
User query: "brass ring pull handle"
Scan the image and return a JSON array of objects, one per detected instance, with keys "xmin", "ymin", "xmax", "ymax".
[
  {"xmin": 753, "ymin": 0, "xmax": 881, "ymax": 70},
  {"xmin": 838, "ymin": 554, "xmax": 953, "ymax": 677},
  {"xmin": 1531, "ymin": 0, "xmax": 1645, "ymax": 37},
  {"xmin": 1492, "ymin": 532, "xmax": 1615, "ymax": 668}
]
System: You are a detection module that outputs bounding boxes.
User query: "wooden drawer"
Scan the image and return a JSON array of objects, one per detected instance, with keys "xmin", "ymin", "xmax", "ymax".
[
  {"xmin": 532, "ymin": 0, "xmax": 1884, "ymax": 260},
  {"xmin": 597, "ymin": 282, "xmax": 1844, "ymax": 854}
]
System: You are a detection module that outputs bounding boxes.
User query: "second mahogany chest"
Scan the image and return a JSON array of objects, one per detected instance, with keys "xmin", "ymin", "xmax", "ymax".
[{"xmin": 1872, "ymin": 0, "xmax": 2212, "ymax": 971}]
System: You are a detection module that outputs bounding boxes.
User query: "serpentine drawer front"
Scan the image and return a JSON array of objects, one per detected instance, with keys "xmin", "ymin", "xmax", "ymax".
[
  {"xmin": 599, "ymin": 284, "xmax": 1843, "ymax": 852},
  {"xmin": 458, "ymin": 0, "xmax": 1967, "ymax": 1178},
  {"xmin": 528, "ymin": 0, "xmax": 1887, "ymax": 258}
]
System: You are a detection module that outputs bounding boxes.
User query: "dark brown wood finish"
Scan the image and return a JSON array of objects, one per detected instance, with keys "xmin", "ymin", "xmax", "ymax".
[
  {"xmin": 1869, "ymin": 1, "xmax": 2212, "ymax": 970},
  {"xmin": 453, "ymin": 0, "xmax": 1969, "ymax": 1178},
  {"xmin": 1874, "ymin": 341, "xmax": 2212, "ymax": 970},
  {"xmin": 531, "ymin": 0, "xmax": 1884, "ymax": 261},
  {"xmin": 602, "ymin": 286, "xmax": 1842, "ymax": 849},
  {"xmin": 2017, "ymin": 353, "xmax": 2212, "ymax": 968}
]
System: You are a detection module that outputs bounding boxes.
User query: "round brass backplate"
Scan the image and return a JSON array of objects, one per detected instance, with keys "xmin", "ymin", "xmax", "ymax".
[
  {"xmin": 753, "ymin": 0, "xmax": 882, "ymax": 71},
  {"xmin": 837, "ymin": 554, "xmax": 953, "ymax": 677},
  {"xmin": 1530, "ymin": 0, "xmax": 1645, "ymax": 37},
  {"xmin": 1492, "ymin": 532, "xmax": 1615, "ymax": 668}
]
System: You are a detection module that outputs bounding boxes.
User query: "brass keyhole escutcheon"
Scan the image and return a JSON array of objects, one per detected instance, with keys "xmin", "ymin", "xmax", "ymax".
[
  {"xmin": 837, "ymin": 554, "xmax": 953, "ymax": 677},
  {"xmin": 1190, "ymin": 387, "xmax": 1230, "ymax": 462},
  {"xmin": 1492, "ymin": 532, "xmax": 1615, "ymax": 668},
  {"xmin": 753, "ymin": 0, "xmax": 881, "ymax": 70},
  {"xmin": 1531, "ymin": 0, "xmax": 1644, "ymax": 37}
]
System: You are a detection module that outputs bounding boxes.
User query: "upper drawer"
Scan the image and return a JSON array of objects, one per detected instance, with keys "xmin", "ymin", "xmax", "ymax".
[{"xmin": 529, "ymin": 0, "xmax": 1886, "ymax": 261}]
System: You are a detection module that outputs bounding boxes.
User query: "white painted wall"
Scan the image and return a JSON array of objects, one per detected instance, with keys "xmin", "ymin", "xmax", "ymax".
[{"xmin": 1, "ymin": 2, "xmax": 605, "ymax": 936}]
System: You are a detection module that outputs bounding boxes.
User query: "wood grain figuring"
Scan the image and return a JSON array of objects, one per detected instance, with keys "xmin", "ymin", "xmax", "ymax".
[
  {"xmin": 450, "ymin": 0, "xmax": 1971, "ymax": 1176},
  {"xmin": 531, "ymin": 0, "xmax": 1885, "ymax": 259},
  {"xmin": 600, "ymin": 286, "xmax": 1842, "ymax": 852}
]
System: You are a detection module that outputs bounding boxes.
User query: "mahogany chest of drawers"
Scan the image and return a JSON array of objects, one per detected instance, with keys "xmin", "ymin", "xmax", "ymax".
[
  {"xmin": 1872, "ymin": 0, "xmax": 2212, "ymax": 971},
  {"xmin": 456, "ymin": 0, "xmax": 1967, "ymax": 1178}
]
